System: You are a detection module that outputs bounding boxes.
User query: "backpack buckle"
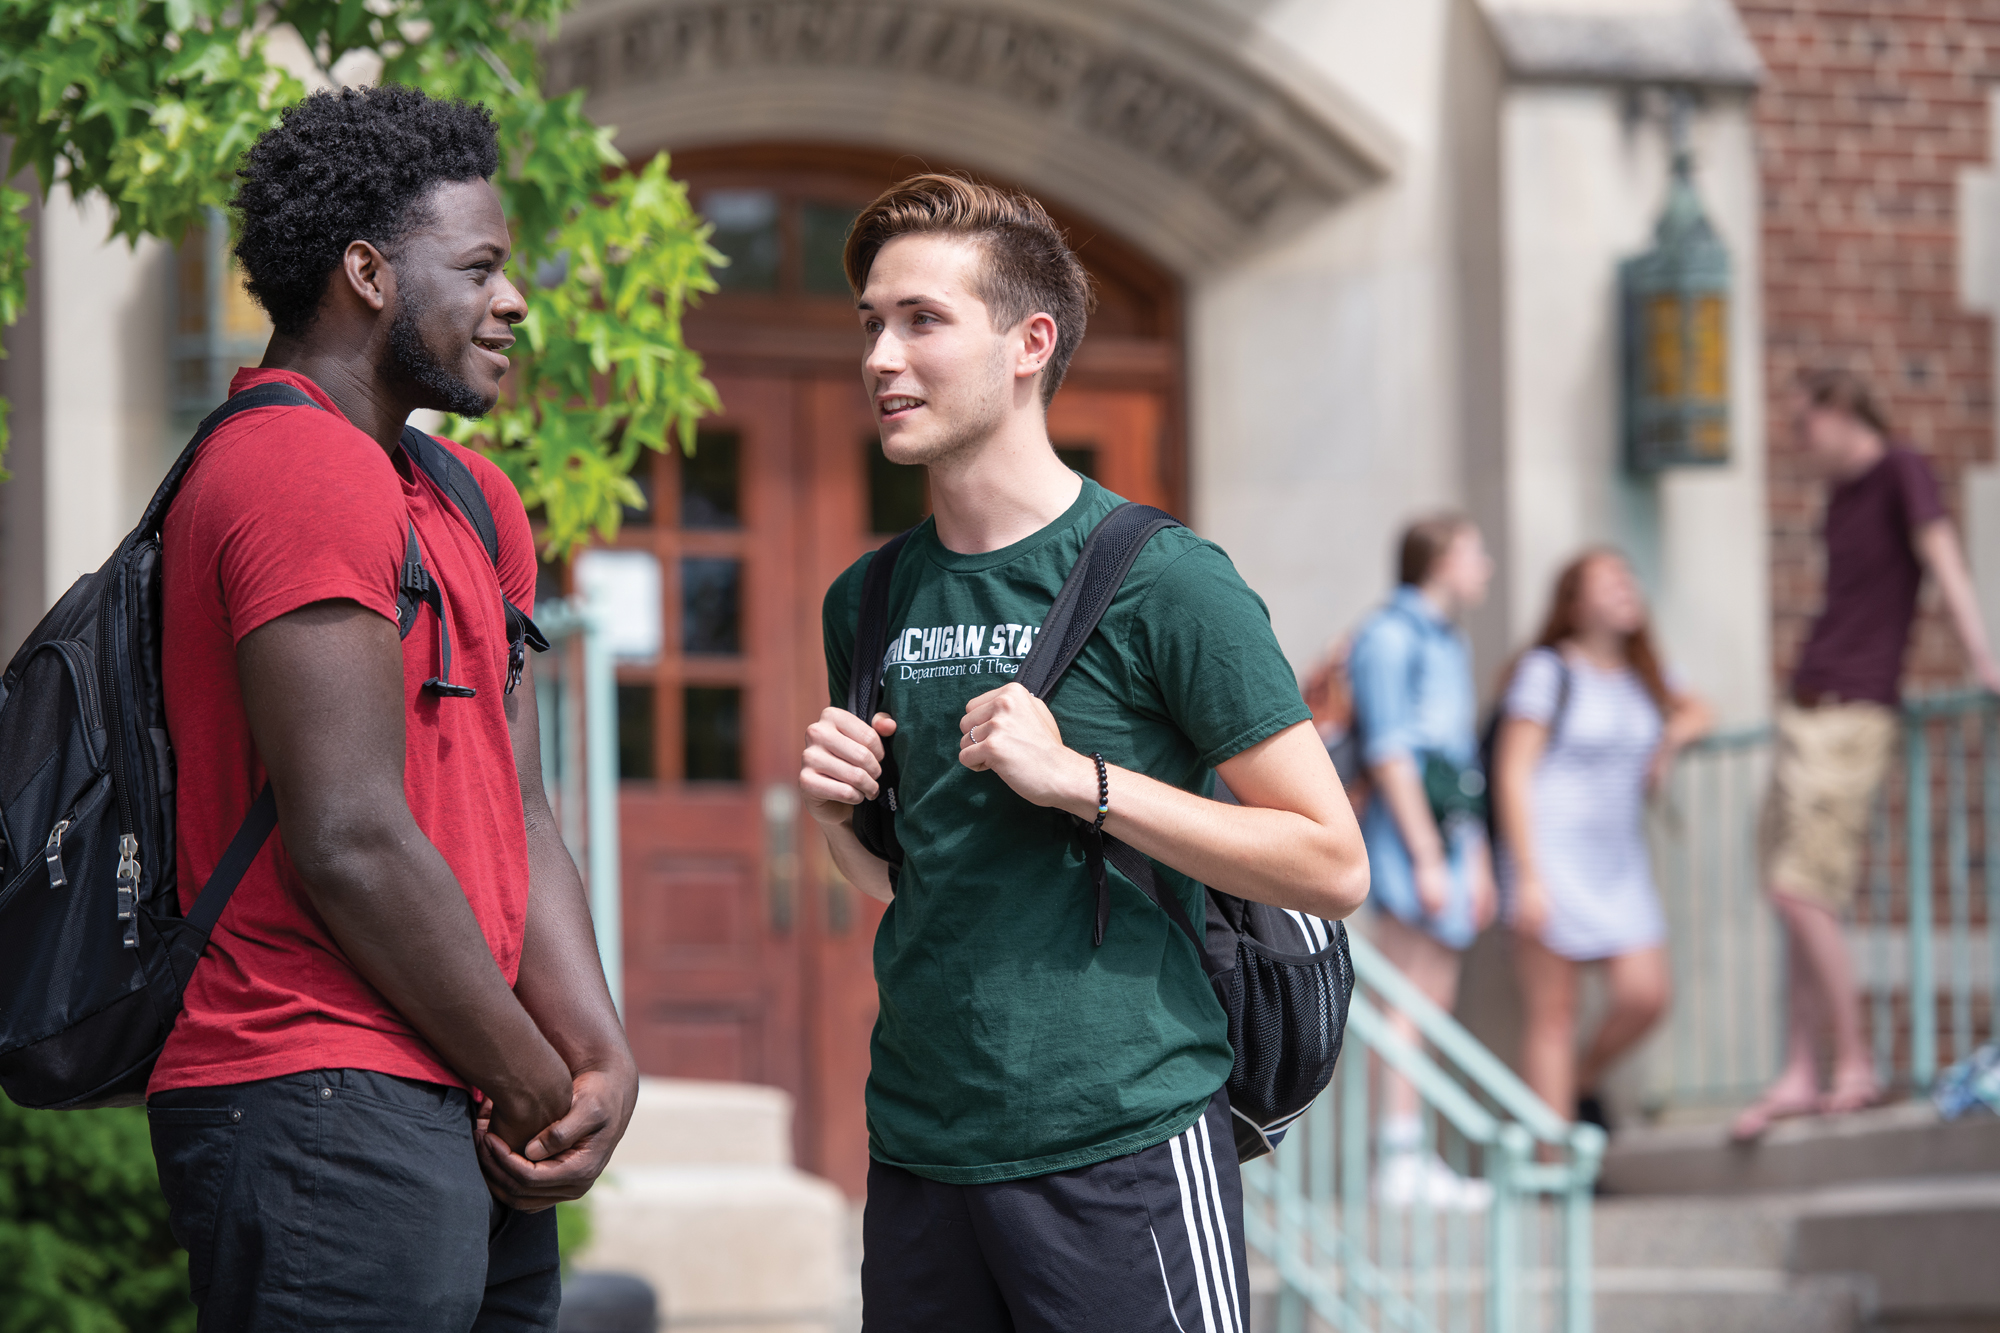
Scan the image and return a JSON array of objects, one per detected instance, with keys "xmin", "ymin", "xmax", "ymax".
[
  {"xmin": 43, "ymin": 819, "xmax": 70, "ymax": 890},
  {"xmin": 116, "ymin": 834, "xmax": 142, "ymax": 949},
  {"xmin": 506, "ymin": 636, "xmax": 527, "ymax": 695}
]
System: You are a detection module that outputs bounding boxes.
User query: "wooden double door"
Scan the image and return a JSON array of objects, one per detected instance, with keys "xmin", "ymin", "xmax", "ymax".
[{"xmin": 604, "ymin": 147, "xmax": 1183, "ymax": 1196}]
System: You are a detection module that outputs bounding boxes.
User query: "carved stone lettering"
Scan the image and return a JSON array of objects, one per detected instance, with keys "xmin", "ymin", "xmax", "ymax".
[{"xmin": 549, "ymin": 1, "xmax": 1319, "ymax": 225}]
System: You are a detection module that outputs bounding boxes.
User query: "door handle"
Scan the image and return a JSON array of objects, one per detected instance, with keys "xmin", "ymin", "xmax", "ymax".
[{"xmin": 763, "ymin": 783, "xmax": 798, "ymax": 934}]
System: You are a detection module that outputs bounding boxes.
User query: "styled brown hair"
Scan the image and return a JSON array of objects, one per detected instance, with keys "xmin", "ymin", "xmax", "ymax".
[
  {"xmin": 1527, "ymin": 549, "xmax": 1673, "ymax": 711},
  {"xmin": 842, "ymin": 173, "xmax": 1095, "ymax": 406},
  {"xmin": 1797, "ymin": 367, "xmax": 1893, "ymax": 437},
  {"xmin": 1397, "ymin": 512, "xmax": 1476, "ymax": 587}
]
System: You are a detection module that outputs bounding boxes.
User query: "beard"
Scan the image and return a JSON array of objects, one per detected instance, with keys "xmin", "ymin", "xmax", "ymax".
[{"xmin": 385, "ymin": 290, "xmax": 495, "ymax": 418}]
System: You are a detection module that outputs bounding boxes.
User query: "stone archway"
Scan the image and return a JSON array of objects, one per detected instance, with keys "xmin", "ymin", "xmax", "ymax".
[{"xmin": 547, "ymin": 0, "xmax": 1397, "ymax": 272}]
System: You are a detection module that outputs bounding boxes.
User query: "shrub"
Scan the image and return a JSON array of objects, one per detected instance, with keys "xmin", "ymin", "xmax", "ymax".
[{"xmin": 0, "ymin": 1093, "xmax": 193, "ymax": 1333}]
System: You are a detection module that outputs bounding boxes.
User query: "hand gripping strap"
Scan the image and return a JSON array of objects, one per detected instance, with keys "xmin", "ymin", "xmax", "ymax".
[{"xmin": 847, "ymin": 527, "xmax": 919, "ymax": 871}]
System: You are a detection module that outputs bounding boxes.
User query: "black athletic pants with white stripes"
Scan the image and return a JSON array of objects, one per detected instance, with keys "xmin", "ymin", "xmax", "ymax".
[{"xmin": 861, "ymin": 1087, "xmax": 1248, "ymax": 1333}]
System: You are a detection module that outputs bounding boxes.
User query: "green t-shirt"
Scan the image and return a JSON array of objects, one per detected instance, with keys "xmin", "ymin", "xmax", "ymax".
[{"xmin": 823, "ymin": 478, "xmax": 1311, "ymax": 1183}]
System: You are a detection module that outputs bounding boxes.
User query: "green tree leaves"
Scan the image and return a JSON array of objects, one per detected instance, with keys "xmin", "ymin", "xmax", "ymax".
[
  {"xmin": 0, "ymin": 1093, "xmax": 193, "ymax": 1333},
  {"xmin": 0, "ymin": 0, "xmax": 719, "ymax": 551}
]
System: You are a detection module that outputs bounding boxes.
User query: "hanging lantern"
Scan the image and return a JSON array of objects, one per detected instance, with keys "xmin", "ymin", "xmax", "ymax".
[{"xmin": 1620, "ymin": 137, "xmax": 1731, "ymax": 471}]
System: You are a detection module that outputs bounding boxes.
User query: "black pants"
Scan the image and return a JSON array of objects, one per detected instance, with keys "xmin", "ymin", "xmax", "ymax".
[
  {"xmin": 148, "ymin": 1068, "xmax": 560, "ymax": 1333},
  {"xmin": 862, "ymin": 1089, "xmax": 1249, "ymax": 1333}
]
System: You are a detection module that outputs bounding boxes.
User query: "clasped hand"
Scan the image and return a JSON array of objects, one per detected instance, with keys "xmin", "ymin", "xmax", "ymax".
[{"xmin": 473, "ymin": 1067, "xmax": 629, "ymax": 1212}]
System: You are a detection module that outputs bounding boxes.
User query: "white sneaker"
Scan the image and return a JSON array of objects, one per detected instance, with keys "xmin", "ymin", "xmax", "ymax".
[{"xmin": 1373, "ymin": 1151, "xmax": 1493, "ymax": 1211}]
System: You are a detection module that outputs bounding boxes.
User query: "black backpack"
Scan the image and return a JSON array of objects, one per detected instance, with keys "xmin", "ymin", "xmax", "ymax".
[
  {"xmin": 847, "ymin": 502, "xmax": 1354, "ymax": 1161},
  {"xmin": 0, "ymin": 381, "xmax": 544, "ymax": 1110},
  {"xmin": 1477, "ymin": 649, "xmax": 1572, "ymax": 850}
]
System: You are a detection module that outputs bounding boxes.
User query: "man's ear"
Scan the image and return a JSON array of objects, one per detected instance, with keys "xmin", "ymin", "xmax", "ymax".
[
  {"xmin": 340, "ymin": 240, "xmax": 394, "ymax": 314},
  {"xmin": 1015, "ymin": 311, "xmax": 1058, "ymax": 382}
]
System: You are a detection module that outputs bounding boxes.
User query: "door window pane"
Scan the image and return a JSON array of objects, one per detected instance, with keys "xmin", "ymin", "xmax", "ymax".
[
  {"xmin": 684, "ymin": 687, "xmax": 742, "ymax": 781},
  {"xmin": 703, "ymin": 191, "xmax": 780, "ymax": 293},
  {"xmin": 575, "ymin": 549, "xmax": 663, "ymax": 663},
  {"xmin": 681, "ymin": 557, "xmax": 742, "ymax": 655},
  {"xmin": 617, "ymin": 684, "xmax": 656, "ymax": 781},
  {"xmin": 868, "ymin": 437, "xmax": 928, "ymax": 535},
  {"xmin": 536, "ymin": 557, "xmax": 566, "ymax": 609},
  {"xmin": 680, "ymin": 431, "xmax": 740, "ymax": 529},
  {"xmin": 801, "ymin": 202, "xmax": 860, "ymax": 296},
  {"xmin": 1055, "ymin": 445, "xmax": 1097, "ymax": 479}
]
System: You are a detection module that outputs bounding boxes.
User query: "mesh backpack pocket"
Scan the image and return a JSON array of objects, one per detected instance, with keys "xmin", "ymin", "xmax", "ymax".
[{"xmin": 1209, "ymin": 897, "xmax": 1355, "ymax": 1160}]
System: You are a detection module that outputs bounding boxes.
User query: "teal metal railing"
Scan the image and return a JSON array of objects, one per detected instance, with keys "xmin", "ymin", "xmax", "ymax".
[
  {"xmin": 532, "ymin": 594, "xmax": 624, "ymax": 1016},
  {"xmin": 1646, "ymin": 690, "xmax": 1999, "ymax": 1111},
  {"xmin": 1243, "ymin": 930, "xmax": 1604, "ymax": 1333},
  {"xmin": 1644, "ymin": 725, "xmax": 1779, "ymax": 1107}
]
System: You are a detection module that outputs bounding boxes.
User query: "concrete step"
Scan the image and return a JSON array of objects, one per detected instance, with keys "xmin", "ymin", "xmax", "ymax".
[
  {"xmin": 1792, "ymin": 1174, "xmax": 2000, "ymax": 1329},
  {"xmin": 1595, "ymin": 1270, "xmax": 1871, "ymax": 1333},
  {"xmin": 1601, "ymin": 1100, "xmax": 2000, "ymax": 1197},
  {"xmin": 576, "ymin": 1077, "xmax": 848, "ymax": 1332},
  {"xmin": 608, "ymin": 1075, "xmax": 795, "ymax": 1170},
  {"xmin": 580, "ymin": 1164, "xmax": 847, "ymax": 1333},
  {"xmin": 1598, "ymin": 1159, "xmax": 2000, "ymax": 1329},
  {"xmin": 1594, "ymin": 1194, "xmax": 1796, "ymax": 1269}
]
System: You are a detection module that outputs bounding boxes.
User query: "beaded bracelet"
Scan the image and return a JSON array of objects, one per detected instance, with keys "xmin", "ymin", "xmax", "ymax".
[{"xmin": 1090, "ymin": 752, "xmax": 1110, "ymax": 831}]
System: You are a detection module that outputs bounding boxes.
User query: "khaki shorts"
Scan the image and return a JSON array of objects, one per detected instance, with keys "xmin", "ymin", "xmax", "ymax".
[{"xmin": 1760, "ymin": 701, "xmax": 1897, "ymax": 911}]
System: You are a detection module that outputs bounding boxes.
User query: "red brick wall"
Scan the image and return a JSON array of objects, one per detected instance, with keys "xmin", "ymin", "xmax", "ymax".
[{"xmin": 1737, "ymin": 2, "xmax": 1998, "ymax": 693}]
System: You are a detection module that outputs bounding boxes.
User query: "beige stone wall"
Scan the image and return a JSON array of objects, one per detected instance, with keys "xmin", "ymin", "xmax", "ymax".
[
  {"xmin": 1500, "ymin": 86, "xmax": 1770, "ymax": 725},
  {"xmin": 0, "ymin": 185, "xmax": 176, "ymax": 656}
]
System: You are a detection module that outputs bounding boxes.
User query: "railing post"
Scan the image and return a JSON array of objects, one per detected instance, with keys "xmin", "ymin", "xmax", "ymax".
[
  {"xmin": 581, "ymin": 589, "xmax": 624, "ymax": 1019},
  {"xmin": 1985, "ymin": 705, "xmax": 2000, "ymax": 1046},
  {"xmin": 1566, "ymin": 1125, "xmax": 1605, "ymax": 1333},
  {"xmin": 1487, "ymin": 1124, "xmax": 1530, "ymax": 1333},
  {"xmin": 1948, "ymin": 716, "xmax": 1972, "ymax": 1064},
  {"xmin": 1908, "ymin": 718, "xmax": 1934, "ymax": 1089}
]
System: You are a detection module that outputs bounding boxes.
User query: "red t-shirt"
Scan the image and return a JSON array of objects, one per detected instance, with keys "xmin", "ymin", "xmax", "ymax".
[
  {"xmin": 1793, "ymin": 447, "xmax": 1948, "ymax": 706},
  {"xmin": 150, "ymin": 367, "xmax": 538, "ymax": 1093}
]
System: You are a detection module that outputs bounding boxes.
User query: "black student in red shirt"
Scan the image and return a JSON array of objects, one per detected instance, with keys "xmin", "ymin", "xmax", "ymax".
[{"xmin": 147, "ymin": 86, "xmax": 635, "ymax": 1330}]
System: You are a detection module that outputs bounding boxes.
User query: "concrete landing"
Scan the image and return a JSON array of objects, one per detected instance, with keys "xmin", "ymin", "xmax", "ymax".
[
  {"xmin": 573, "ymin": 1077, "xmax": 848, "ymax": 1333},
  {"xmin": 1599, "ymin": 1103, "xmax": 2000, "ymax": 1332},
  {"xmin": 1602, "ymin": 1101, "xmax": 2000, "ymax": 1196}
]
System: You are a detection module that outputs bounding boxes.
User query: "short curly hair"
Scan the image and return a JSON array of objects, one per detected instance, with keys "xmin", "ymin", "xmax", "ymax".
[{"xmin": 232, "ymin": 86, "xmax": 499, "ymax": 337}]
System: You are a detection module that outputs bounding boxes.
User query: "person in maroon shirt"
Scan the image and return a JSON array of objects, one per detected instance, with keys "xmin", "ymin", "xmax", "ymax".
[
  {"xmin": 1734, "ymin": 370, "xmax": 2000, "ymax": 1139},
  {"xmin": 145, "ymin": 87, "xmax": 636, "ymax": 1329}
]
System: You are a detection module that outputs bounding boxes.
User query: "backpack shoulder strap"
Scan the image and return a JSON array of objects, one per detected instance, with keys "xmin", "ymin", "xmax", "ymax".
[
  {"xmin": 1101, "ymin": 836, "xmax": 1218, "ymax": 974},
  {"xmin": 398, "ymin": 426, "xmax": 548, "ymax": 689},
  {"xmin": 847, "ymin": 525, "xmax": 920, "ymax": 723},
  {"xmin": 845, "ymin": 524, "xmax": 922, "ymax": 873},
  {"xmin": 401, "ymin": 427, "xmax": 500, "ymax": 566},
  {"xmin": 137, "ymin": 382, "xmax": 322, "ymax": 540},
  {"xmin": 1548, "ymin": 655, "xmax": 1574, "ymax": 745},
  {"xmin": 1010, "ymin": 501, "xmax": 1185, "ymax": 946},
  {"xmin": 1017, "ymin": 503, "xmax": 1183, "ymax": 700}
]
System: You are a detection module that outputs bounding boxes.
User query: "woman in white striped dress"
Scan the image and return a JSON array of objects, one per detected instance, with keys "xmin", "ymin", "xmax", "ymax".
[{"xmin": 1491, "ymin": 550, "xmax": 1712, "ymax": 1129}]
